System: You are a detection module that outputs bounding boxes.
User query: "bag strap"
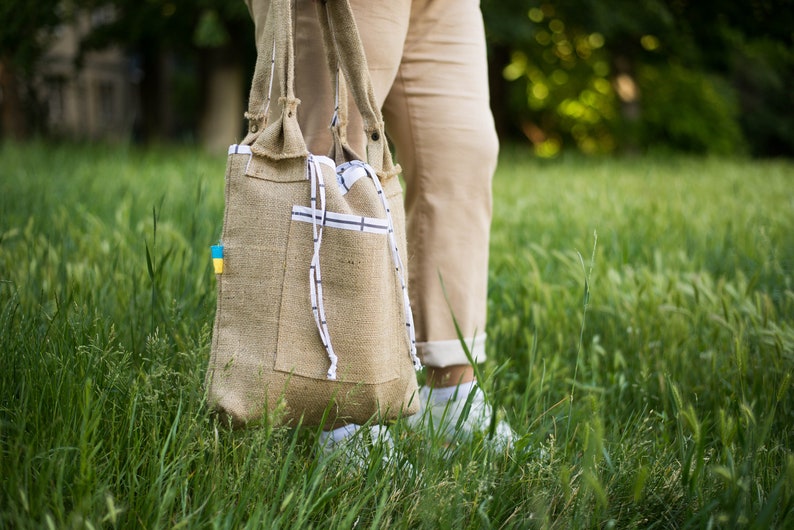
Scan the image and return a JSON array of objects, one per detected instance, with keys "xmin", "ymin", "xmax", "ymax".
[
  {"xmin": 244, "ymin": 0, "xmax": 397, "ymax": 179},
  {"xmin": 314, "ymin": 1, "xmax": 396, "ymax": 178}
]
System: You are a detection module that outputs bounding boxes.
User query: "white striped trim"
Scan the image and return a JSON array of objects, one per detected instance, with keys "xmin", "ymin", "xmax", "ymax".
[
  {"xmin": 291, "ymin": 206, "xmax": 389, "ymax": 234},
  {"xmin": 228, "ymin": 144, "xmax": 254, "ymax": 174},
  {"xmin": 336, "ymin": 164, "xmax": 367, "ymax": 195},
  {"xmin": 312, "ymin": 155, "xmax": 336, "ymax": 172},
  {"xmin": 228, "ymin": 144, "xmax": 252, "ymax": 155}
]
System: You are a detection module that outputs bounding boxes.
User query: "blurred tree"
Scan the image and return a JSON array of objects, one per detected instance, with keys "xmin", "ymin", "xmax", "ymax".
[
  {"xmin": 481, "ymin": 0, "xmax": 537, "ymax": 141},
  {"xmin": 662, "ymin": 0, "xmax": 794, "ymax": 156},
  {"xmin": 482, "ymin": 0, "xmax": 793, "ymax": 156},
  {"xmin": 0, "ymin": 1, "xmax": 63, "ymax": 139},
  {"xmin": 732, "ymin": 37, "xmax": 793, "ymax": 156}
]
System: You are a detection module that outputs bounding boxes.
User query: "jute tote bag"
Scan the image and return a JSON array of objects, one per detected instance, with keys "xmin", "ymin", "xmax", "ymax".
[{"xmin": 206, "ymin": 0, "xmax": 422, "ymax": 427}]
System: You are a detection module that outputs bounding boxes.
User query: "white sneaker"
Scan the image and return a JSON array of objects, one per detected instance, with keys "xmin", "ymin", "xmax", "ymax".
[
  {"xmin": 318, "ymin": 424, "xmax": 405, "ymax": 470},
  {"xmin": 408, "ymin": 383, "xmax": 515, "ymax": 449}
]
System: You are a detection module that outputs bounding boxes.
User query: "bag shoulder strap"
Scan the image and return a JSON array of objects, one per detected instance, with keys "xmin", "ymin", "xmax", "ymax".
[
  {"xmin": 243, "ymin": 0, "xmax": 397, "ymax": 178},
  {"xmin": 315, "ymin": 1, "xmax": 399, "ymax": 179},
  {"xmin": 244, "ymin": 0, "xmax": 307, "ymax": 161}
]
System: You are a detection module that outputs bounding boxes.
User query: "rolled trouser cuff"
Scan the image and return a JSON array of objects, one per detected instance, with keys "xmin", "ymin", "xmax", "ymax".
[{"xmin": 417, "ymin": 335, "xmax": 487, "ymax": 368}]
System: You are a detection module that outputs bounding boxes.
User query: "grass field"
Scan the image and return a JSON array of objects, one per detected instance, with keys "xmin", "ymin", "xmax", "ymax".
[{"xmin": 1, "ymin": 141, "xmax": 792, "ymax": 528}]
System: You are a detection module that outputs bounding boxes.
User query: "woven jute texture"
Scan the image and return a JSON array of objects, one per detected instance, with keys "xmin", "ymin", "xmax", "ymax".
[{"xmin": 206, "ymin": 0, "xmax": 419, "ymax": 427}]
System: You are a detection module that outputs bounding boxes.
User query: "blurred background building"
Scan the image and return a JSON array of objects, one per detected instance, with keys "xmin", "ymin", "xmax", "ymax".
[{"xmin": 37, "ymin": 8, "xmax": 138, "ymax": 141}]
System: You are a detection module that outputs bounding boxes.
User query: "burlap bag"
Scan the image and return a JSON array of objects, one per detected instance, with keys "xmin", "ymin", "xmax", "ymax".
[{"xmin": 206, "ymin": 0, "xmax": 421, "ymax": 427}]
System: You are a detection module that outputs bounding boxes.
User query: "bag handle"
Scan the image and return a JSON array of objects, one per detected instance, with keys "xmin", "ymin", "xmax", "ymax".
[
  {"xmin": 316, "ymin": 0, "xmax": 399, "ymax": 178},
  {"xmin": 243, "ymin": 0, "xmax": 308, "ymax": 160},
  {"xmin": 244, "ymin": 0, "xmax": 397, "ymax": 178}
]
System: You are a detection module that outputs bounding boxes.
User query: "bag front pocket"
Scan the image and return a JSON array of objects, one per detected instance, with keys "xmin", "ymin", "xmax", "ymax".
[{"xmin": 274, "ymin": 207, "xmax": 403, "ymax": 384}]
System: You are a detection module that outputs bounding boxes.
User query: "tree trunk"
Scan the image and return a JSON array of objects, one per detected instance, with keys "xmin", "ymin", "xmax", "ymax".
[
  {"xmin": 0, "ymin": 56, "xmax": 29, "ymax": 140},
  {"xmin": 199, "ymin": 47, "xmax": 245, "ymax": 152},
  {"xmin": 487, "ymin": 44, "xmax": 513, "ymax": 141},
  {"xmin": 137, "ymin": 45, "xmax": 175, "ymax": 142}
]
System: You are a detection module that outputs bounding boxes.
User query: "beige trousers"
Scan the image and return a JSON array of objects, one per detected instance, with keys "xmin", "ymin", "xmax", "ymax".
[{"xmin": 245, "ymin": 0, "xmax": 498, "ymax": 367}]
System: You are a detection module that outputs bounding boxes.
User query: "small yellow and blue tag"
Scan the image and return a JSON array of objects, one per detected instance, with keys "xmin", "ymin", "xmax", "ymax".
[{"xmin": 211, "ymin": 244, "xmax": 224, "ymax": 274}]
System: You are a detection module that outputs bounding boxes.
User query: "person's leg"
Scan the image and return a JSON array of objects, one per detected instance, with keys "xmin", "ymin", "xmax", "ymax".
[
  {"xmin": 246, "ymin": 1, "xmax": 494, "ymax": 358},
  {"xmin": 382, "ymin": 0, "xmax": 498, "ymax": 386},
  {"xmin": 381, "ymin": 0, "xmax": 514, "ymax": 446},
  {"xmin": 247, "ymin": 0, "xmax": 494, "ymax": 361}
]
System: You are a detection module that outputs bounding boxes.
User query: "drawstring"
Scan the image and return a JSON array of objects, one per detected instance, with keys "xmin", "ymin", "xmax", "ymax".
[{"xmin": 308, "ymin": 156, "xmax": 338, "ymax": 379}]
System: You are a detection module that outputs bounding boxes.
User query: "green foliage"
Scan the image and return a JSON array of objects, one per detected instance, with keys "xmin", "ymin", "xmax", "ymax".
[
  {"xmin": 194, "ymin": 9, "xmax": 230, "ymax": 48},
  {"xmin": 496, "ymin": 9, "xmax": 618, "ymax": 156},
  {"xmin": 730, "ymin": 36, "xmax": 794, "ymax": 156},
  {"xmin": 636, "ymin": 63, "xmax": 744, "ymax": 154},
  {"xmin": 78, "ymin": 0, "xmax": 251, "ymax": 53},
  {"xmin": 491, "ymin": 4, "xmax": 620, "ymax": 156},
  {"xmin": 482, "ymin": 0, "xmax": 792, "ymax": 156},
  {"xmin": 73, "ymin": 0, "xmax": 255, "ymax": 141},
  {"xmin": 0, "ymin": 0, "xmax": 62, "ymax": 70},
  {"xmin": 1, "ymin": 143, "xmax": 793, "ymax": 527},
  {"xmin": 0, "ymin": 0, "xmax": 66, "ymax": 138}
]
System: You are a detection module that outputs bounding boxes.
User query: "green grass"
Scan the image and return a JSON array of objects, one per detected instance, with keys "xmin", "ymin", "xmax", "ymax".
[{"xmin": 1, "ymin": 141, "xmax": 792, "ymax": 528}]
